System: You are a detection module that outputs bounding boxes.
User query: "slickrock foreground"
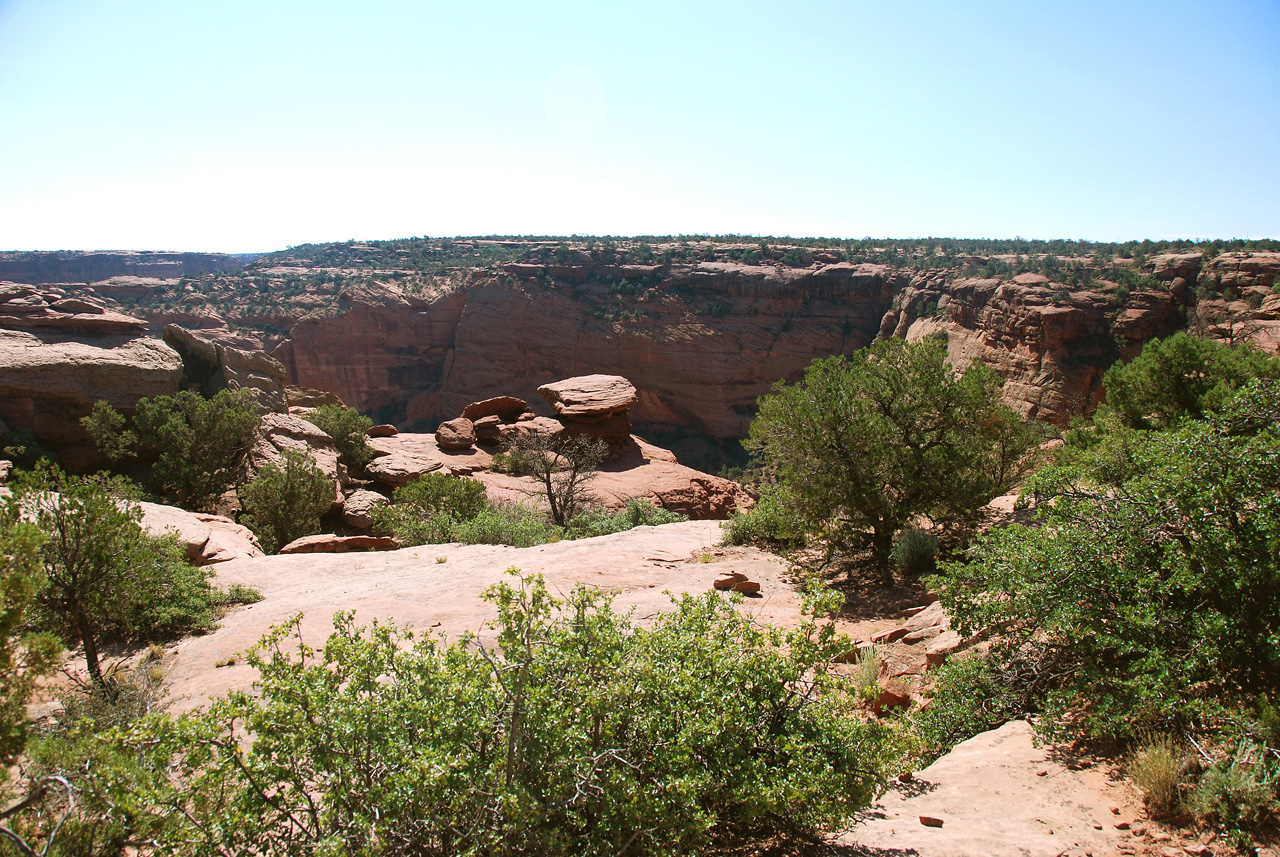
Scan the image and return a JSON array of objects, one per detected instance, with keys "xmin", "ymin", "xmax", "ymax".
[
  {"xmin": 839, "ymin": 720, "xmax": 1143, "ymax": 857},
  {"xmin": 163, "ymin": 520, "xmax": 795, "ymax": 712}
]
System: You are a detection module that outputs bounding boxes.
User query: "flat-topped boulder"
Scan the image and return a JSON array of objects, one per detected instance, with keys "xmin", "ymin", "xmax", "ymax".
[
  {"xmin": 538, "ymin": 374, "xmax": 637, "ymax": 419},
  {"xmin": 365, "ymin": 451, "xmax": 444, "ymax": 487},
  {"xmin": 461, "ymin": 396, "xmax": 528, "ymax": 422}
]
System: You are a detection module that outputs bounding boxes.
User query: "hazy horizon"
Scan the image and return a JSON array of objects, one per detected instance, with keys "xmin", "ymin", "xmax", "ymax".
[{"xmin": 2, "ymin": 1, "xmax": 1278, "ymax": 252}]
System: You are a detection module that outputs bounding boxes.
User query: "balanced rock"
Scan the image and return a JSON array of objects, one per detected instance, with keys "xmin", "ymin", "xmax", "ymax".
[
  {"xmin": 462, "ymin": 396, "xmax": 528, "ymax": 422},
  {"xmin": 435, "ymin": 417, "xmax": 476, "ymax": 450},
  {"xmin": 342, "ymin": 489, "xmax": 389, "ymax": 529},
  {"xmin": 537, "ymin": 375, "xmax": 637, "ymax": 419}
]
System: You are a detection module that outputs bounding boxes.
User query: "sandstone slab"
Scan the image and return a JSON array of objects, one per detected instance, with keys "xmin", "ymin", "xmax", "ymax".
[
  {"xmin": 836, "ymin": 720, "xmax": 1140, "ymax": 856},
  {"xmin": 138, "ymin": 501, "xmax": 263, "ymax": 565},
  {"xmin": 365, "ymin": 452, "xmax": 444, "ymax": 487},
  {"xmin": 277, "ymin": 533, "xmax": 399, "ymax": 554}
]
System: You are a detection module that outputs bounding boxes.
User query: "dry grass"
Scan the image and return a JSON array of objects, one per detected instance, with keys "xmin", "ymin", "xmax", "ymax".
[{"xmin": 1130, "ymin": 733, "xmax": 1191, "ymax": 817}]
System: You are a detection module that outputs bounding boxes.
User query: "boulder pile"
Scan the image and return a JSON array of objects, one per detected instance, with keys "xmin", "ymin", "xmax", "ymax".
[{"xmin": 431, "ymin": 375, "xmax": 640, "ymax": 457}]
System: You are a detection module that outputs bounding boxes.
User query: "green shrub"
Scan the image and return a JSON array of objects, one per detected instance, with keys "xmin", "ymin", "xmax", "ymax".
[
  {"xmin": 890, "ymin": 527, "xmax": 937, "ymax": 576},
  {"xmin": 563, "ymin": 499, "xmax": 687, "ymax": 539},
  {"xmin": 1103, "ymin": 333, "xmax": 1280, "ymax": 430},
  {"xmin": 38, "ymin": 572, "xmax": 901, "ymax": 855},
  {"xmin": 239, "ymin": 448, "xmax": 335, "ymax": 553},
  {"xmin": 938, "ymin": 382, "xmax": 1280, "ymax": 744},
  {"xmin": 9, "ymin": 464, "xmax": 220, "ymax": 695},
  {"xmin": 721, "ymin": 482, "xmax": 807, "ymax": 548},
  {"xmin": 299, "ymin": 404, "xmax": 375, "ymax": 472},
  {"xmin": 851, "ymin": 645, "xmax": 881, "ymax": 705},
  {"xmin": 1189, "ymin": 742, "xmax": 1279, "ymax": 845},
  {"xmin": 745, "ymin": 339, "xmax": 1036, "ymax": 582},
  {"xmin": 454, "ymin": 503, "xmax": 559, "ymax": 547},
  {"xmin": 82, "ymin": 390, "xmax": 261, "ymax": 511},
  {"xmin": 369, "ymin": 473, "xmax": 490, "ymax": 546},
  {"xmin": 903, "ymin": 654, "xmax": 1025, "ymax": 762}
]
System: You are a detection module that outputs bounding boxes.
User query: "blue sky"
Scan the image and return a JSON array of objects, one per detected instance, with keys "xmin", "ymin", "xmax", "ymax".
[{"xmin": 0, "ymin": 1, "xmax": 1276, "ymax": 251}]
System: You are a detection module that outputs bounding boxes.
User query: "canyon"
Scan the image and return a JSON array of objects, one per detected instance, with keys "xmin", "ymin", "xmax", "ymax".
[{"xmin": 2, "ymin": 240, "xmax": 1278, "ymax": 470}]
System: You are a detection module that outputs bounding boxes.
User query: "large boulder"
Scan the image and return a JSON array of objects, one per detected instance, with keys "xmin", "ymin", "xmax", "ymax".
[
  {"xmin": 538, "ymin": 374, "xmax": 638, "ymax": 419},
  {"xmin": 164, "ymin": 325, "xmax": 288, "ymax": 414},
  {"xmin": 342, "ymin": 489, "xmax": 389, "ymax": 529},
  {"xmin": 248, "ymin": 413, "xmax": 346, "ymax": 507},
  {"xmin": 0, "ymin": 327, "xmax": 183, "ymax": 457},
  {"xmin": 139, "ymin": 501, "xmax": 264, "ymax": 565},
  {"xmin": 435, "ymin": 417, "xmax": 476, "ymax": 450},
  {"xmin": 365, "ymin": 452, "xmax": 443, "ymax": 488},
  {"xmin": 462, "ymin": 396, "xmax": 529, "ymax": 422}
]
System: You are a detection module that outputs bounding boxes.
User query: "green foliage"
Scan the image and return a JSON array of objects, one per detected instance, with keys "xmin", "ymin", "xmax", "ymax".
[
  {"xmin": 902, "ymin": 654, "xmax": 1025, "ymax": 762},
  {"xmin": 11, "ymin": 465, "xmax": 220, "ymax": 692},
  {"xmin": 453, "ymin": 503, "xmax": 559, "ymax": 547},
  {"xmin": 0, "ymin": 506, "xmax": 60, "ymax": 779},
  {"xmin": 6, "ymin": 668, "xmax": 175, "ymax": 856},
  {"xmin": 746, "ymin": 338, "xmax": 1037, "ymax": 581},
  {"xmin": 889, "ymin": 527, "xmax": 937, "ymax": 576},
  {"xmin": 91, "ymin": 390, "xmax": 260, "ymax": 511},
  {"xmin": 29, "ymin": 572, "xmax": 899, "ymax": 855},
  {"xmin": 299, "ymin": 403, "xmax": 375, "ymax": 471},
  {"xmin": 562, "ymin": 498, "xmax": 687, "ymax": 539},
  {"xmin": 240, "ymin": 447, "xmax": 335, "ymax": 553},
  {"xmin": 721, "ymin": 482, "xmax": 808, "ymax": 548},
  {"xmin": 1, "ymin": 425, "xmax": 52, "ymax": 470},
  {"xmin": 1188, "ymin": 741, "xmax": 1279, "ymax": 845},
  {"xmin": 1103, "ymin": 332, "xmax": 1280, "ymax": 430},
  {"xmin": 215, "ymin": 582, "xmax": 263, "ymax": 607},
  {"xmin": 369, "ymin": 472, "xmax": 490, "ymax": 546},
  {"xmin": 938, "ymin": 382, "xmax": 1280, "ymax": 744},
  {"xmin": 80, "ymin": 400, "xmax": 137, "ymax": 464}
]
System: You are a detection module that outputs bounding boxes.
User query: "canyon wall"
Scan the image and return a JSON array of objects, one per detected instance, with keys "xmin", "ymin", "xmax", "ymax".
[
  {"xmin": 267, "ymin": 251, "xmax": 1273, "ymax": 443},
  {"xmin": 0, "ymin": 251, "xmax": 242, "ymax": 284}
]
